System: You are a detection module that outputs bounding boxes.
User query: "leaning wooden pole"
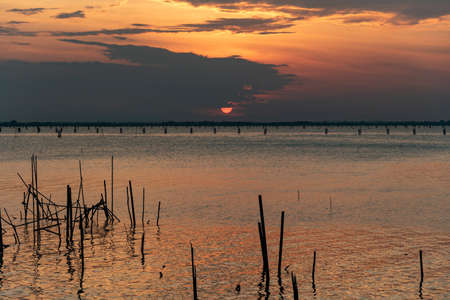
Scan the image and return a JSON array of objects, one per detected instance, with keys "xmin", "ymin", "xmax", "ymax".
[
  {"xmin": 258, "ymin": 195, "xmax": 269, "ymax": 277},
  {"xmin": 0, "ymin": 210, "xmax": 3, "ymax": 252},
  {"xmin": 141, "ymin": 188, "xmax": 145, "ymax": 227},
  {"xmin": 126, "ymin": 187, "xmax": 132, "ymax": 227},
  {"xmin": 419, "ymin": 250, "xmax": 424, "ymax": 282},
  {"xmin": 156, "ymin": 201, "xmax": 161, "ymax": 227},
  {"xmin": 291, "ymin": 272, "xmax": 299, "ymax": 300},
  {"xmin": 111, "ymin": 156, "xmax": 114, "ymax": 223},
  {"xmin": 277, "ymin": 211, "xmax": 285, "ymax": 279},
  {"xmin": 129, "ymin": 181, "xmax": 136, "ymax": 229}
]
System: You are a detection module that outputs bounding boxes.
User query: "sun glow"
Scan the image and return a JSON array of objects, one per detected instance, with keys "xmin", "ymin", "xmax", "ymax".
[{"xmin": 221, "ymin": 107, "xmax": 233, "ymax": 114}]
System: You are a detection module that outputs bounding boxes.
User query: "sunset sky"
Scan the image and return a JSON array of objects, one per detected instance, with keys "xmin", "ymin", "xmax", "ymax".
[{"xmin": 1, "ymin": 0, "xmax": 449, "ymax": 121}]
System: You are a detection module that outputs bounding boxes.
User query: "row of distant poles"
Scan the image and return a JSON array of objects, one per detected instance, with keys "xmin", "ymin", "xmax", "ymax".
[{"xmin": 1, "ymin": 126, "xmax": 447, "ymax": 137}]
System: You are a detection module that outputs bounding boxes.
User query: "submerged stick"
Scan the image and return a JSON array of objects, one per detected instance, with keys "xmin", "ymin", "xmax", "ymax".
[
  {"xmin": 55, "ymin": 206, "xmax": 61, "ymax": 248},
  {"xmin": 3, "ymin": 208, "xmax": 20, "ymax": 244},
  {"xmin": 277, "ymin": 211, "xmax": 285, "ymax": 279}
]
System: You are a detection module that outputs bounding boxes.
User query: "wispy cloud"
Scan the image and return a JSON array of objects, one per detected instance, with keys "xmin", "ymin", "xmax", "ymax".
[
  {"xmin": 7, "ymin": 20, "xmax": 29, "ymax": 25},
  {"xmin": 51, "ymin": 17, "xmax": 295, "ymax": 37},
  {"xmin": 12, "ymin": 41, "xmax": 31, "ymax": 46},
  {"xmin": 6, "ymin": 8, "xmax": 46, "ymax": 15},
  {"xmin": 55, "ymin": 10, "xmax": 85, "ymax": 19},
  {"xmin": 51, "ymin": 27, "xmax": 177, "ymax": 36},
  {"xmin": 175, "ymin": 17, "xmax": 295, "ymax": 33},
  {"xmin": 0, "ymin": 26, "xmax": 36, "ymax": 36}
]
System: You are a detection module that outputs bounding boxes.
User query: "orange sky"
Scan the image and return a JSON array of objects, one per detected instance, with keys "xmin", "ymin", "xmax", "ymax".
[{"xmin": 1, "ymin": 0, "xmax": 449, "ymax": 120}]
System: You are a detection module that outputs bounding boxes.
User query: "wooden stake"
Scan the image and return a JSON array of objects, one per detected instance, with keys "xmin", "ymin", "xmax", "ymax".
[
  {"xmin": 129, "ymin": 181, "xmax": 136, "ymax": 229},
  {"xmin": 126, "ymin": 187, "xmax": 132, "ymax": 227},
  {"xmin": 140, "ymin": 232, "xmax": 145, "ymax": 265},
  {"xmin": 258, "ymin": 195, "xmax": 269, "ymax": 276},
  {"xmin": 0, "ymin": 210, "xmax": 3, "ymax": 252},
  {"xmin": 142, "ymin": 188, "xmax": 145, "ymax": 227},
  {"xmin": 312, "ymin": 250, "xmax": 316, "ymax": 283},
  {"xmin": 111, "ymin": 156, "xmax": 114, "ymax": 223},
  {"xmin": 419, "ymin": 250, "xmax": 424, "ymax": 282},
  {"xmin": 291, "ymin": 272, "xmax": 299, "ymax": 300},
  {"xmin": 277, "ymin": 211, "xmax": 285, "ymax": 279},
  {"xmin": 66, "ymin": 185, "xmax": 73, "ymax": 244},
  {"xmin": 156, "ymin": 201, "xmax": 161, "ymax": 227},
  {"xmin": 191, "ymin": 243, "xmax": 198, "ymax": 300}
]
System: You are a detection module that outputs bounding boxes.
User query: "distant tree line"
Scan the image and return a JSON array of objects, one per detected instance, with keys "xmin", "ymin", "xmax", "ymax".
[{"xmin": 0, "ymin": 120, "xmax": 449, "ymax": 127}]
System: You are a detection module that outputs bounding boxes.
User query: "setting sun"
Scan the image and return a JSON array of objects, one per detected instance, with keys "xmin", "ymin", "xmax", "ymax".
[{"xmin": 220, "ymin": 107, "xmax": 233, "ymax": 114}]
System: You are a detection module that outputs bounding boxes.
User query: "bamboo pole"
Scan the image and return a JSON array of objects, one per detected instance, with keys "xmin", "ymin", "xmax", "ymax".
[
  {"xmin": 129, "ymin": 181, "xmax": 136, "ymax": 229},
  {"xmin": 291, "ymin": 272, "xmax": 299, "ymax": 300},
  {"xmin": 0, "ymin": 210, "xmax": 3, "ymax": 252},
  {"xmin": 191, "ymin": 243, "xmax": 198, "ymax": 300},
  {"xmin": 419, "ymin": 250, "xmax": 424, "ymax": 282},
  {"xmin": 258, "ymin": 195, "xmax": 269, "ymax": 276},
  {"xmin": 111, "ymin": 156, "xmax": 114, "ymax": 223},
  {"xmin": 126, "ymin": 187, "xmax": 132, "ymax": 227},
  {"xmin": 156, "ymin": 201, "xmax": 160, "ymax": 227},
  {"xmin": 142, "ymin": 188, "xmax": 145, "ymax": 227},
  {"xmin": 277, "ymin": 211, "xmax": 285, "ymax": 279}
]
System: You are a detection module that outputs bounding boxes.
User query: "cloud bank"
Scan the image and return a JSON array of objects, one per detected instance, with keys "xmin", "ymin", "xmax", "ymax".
[
  {"xmin": 0, "ymin": 40, "xmax": 294, "ymax": 121},
  {"xmin": 172, "ymin": 0, "xmax": 450, "ymax": 25},
  {"xmin": 6, "ymin": 8, "xmax": 46, "ymax": 15}
]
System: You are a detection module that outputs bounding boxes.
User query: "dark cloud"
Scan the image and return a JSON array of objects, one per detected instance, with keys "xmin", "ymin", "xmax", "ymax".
[
  {"xmin": 0, "ymin": 40, "xmax": 294, "ymax": 121},
  {"xmin": 172, "ymin": 0, "xmax": 450, "ymax": 25},
  {"xmin": 258, "ymin": 31, "xmax": 293, "ymax": 35},
  {"xmin": 7, "ymin": 8, "xmax": 46, "ymax": 15},
  {"xmin": 7, "ymin": 21, "xmax": 29, "ymax": 25},
  {"xmin": 342, "ymin": 16, "xmax": 383, "ymax": 24},
  {"xmin": 113, "ymin": 36, "xmax": 128, "ymax": 40},
  {"xmin": 0, "ymin": 26, "xmax": 36, "ymax": 36},
  {"xmin": 132, "ymin": 23, "xmax": 149, "ymax": 27},
  {"xmin": 176, "ymin": 17, "xmax": 295, "ymax": 33},
  {"xmin": 12, "ymin": 42, "xmax": 31, "ymax": 46},
  {"xmin": 55, "ymin": 10, "xmax": 85, "ymax": 19},
  {"xmin": 51, "ymin": 27, "xmax": 177, "ymax": 36},
  {"xmin": 51, "ymin": 17, "xmax": 296, "ymax": 36}
]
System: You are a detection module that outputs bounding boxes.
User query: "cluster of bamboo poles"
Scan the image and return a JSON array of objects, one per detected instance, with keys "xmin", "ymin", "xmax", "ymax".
[
  {"xmin": 0, "ymin": 155, "xmax": 165, "ymax": 257},
  {"xmin": 0, "ymin": 154, "xmax": 166, "ymax": 293}
]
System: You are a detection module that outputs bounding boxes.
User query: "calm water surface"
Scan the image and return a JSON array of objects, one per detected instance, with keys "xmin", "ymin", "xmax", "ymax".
[{"xmin": 0, "ymin": 126, "xmax": 448, "ymax": 299}]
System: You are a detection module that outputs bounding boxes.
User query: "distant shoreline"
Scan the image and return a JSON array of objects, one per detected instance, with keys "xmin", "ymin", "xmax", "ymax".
[{"xmin": 0, "ymin": 120, "xmax": 448, "ymax": 127}]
